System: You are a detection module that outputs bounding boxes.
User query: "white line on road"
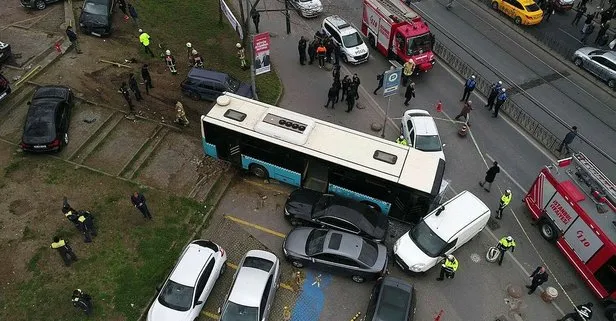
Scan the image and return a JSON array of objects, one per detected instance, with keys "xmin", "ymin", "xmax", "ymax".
[{"xmin": 558, "ymin": 28, "xmax": 583, "ymax": 44}]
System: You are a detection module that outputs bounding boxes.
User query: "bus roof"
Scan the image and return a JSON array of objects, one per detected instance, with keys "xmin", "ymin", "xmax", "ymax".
[{"xmin": 203, "ymin": 93, "xmax": 445, "ymax": 195}]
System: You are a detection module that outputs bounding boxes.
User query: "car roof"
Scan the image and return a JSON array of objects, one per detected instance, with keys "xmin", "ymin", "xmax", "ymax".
[
  {"xmin": 169, "ymin": 243, "xmax": 215, "ymax": 287},
  {"xmin": 322, "ymin": 230, "xmax": 362, "ymax": 258},
  {"xmin": 314, "ymin": 197, "xmax": 381, "ymax": 232},
  {"xmin": 228, "ymin": 250, "xmax": 276, "ymax": 307},
  {"xmin": 406, "ymin": 109, "xmax": 439, "ymax": 136},
  {"xmin": 324, "ymin": 15, "xmax": 357, "ymax": 34},
  {"xmin": 423, "ymin": 191, "xmax": 489, "ymax": 241},
  {"xmin": 187, "ymin": 68, "xmax": 229, "ymax": 83},
  {"xmin": 518, "ymin": 0, "xmax": 537, "ymax": 5},
  {"xmin": 374, "ymin": 277, "xmax": 414, "ymax": 321}
]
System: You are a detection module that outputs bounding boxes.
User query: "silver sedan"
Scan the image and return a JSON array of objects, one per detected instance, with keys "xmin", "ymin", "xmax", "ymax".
[{"xmin": 573, "ymin": 47, "xmax": 616, "ymax": 89}]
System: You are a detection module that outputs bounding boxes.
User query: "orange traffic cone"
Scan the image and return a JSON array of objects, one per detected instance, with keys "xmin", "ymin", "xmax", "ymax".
[{"xmin": 436, "ymin": 100, "xmax": 442, "ymax": 112}]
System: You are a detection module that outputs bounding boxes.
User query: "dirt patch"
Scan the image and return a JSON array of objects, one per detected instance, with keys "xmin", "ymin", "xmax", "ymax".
[
  {"xmin": 57, "ymin": 102, "xmax": 115, "ymax": 158},
  {"xmin": 0, "ymin": 94, "xmax": 30, "ymax": 143}
]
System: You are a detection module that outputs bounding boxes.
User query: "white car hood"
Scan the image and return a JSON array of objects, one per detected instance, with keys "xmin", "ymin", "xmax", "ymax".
[
  {"xmin": 347, "ymin": 44, "xmax": 368, "ymax": 56},
  {"xmin": 298, "ymin": 0, "xmax": 322, "ymax": 10},
  {"xmin": 147, "ymin": 301, "xmax": 192, "ymax": 321},
  {"xmin": 394, "ymin": 233, "xmax": 439, "ymax": 272}
]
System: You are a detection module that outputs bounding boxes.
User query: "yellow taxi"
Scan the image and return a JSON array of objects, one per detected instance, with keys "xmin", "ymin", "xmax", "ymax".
[{"xmin": 491, "ymin": 0, "xmax": 543, "ymax": 25}]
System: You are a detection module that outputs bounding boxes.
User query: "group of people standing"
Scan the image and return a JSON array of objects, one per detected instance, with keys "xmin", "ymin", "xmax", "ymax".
[
  {"xmin": 325, "ymin": 64, "xmax": 362, "ymax": 112},
  {"xmin": 573, "ymin": 2, "xmax": 615, "ymax": 46},
  {"xmin": 454, "ymin": 75, "xmax": 508, "ymax": 125},
  {"xmin": 298, "ymin": 30, "xmax": 342, "ymax": 68}
]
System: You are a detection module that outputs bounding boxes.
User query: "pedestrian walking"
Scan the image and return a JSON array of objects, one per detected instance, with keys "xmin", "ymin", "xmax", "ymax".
[
  {"xmin": 454, "ymin": 100, "xmax": 473, "ymax": 123},
  {"xmin": 460, "ymin": 75, "xmax": 476, "ymax": 102},
  {"xmin": 496, "ymin": 189, "xmax": 512, "ymax": 219},
  {"xmin": 128, "ymin": 73, "xmax": 142, "ymax": 101},
  {"xmin": 72, "ymin": 289, "xmax": 93, "ymax": 316},
  {"xmin": 117, "ymin": 0, "xmax": 127, "ymax": 15},
  {"xmin": 544, "ymin": 1, "xmax": 554, "ymax": 21},
  {"xmin": 346, "ymin": 91, "xmax": 356, "ymax": 113},
  {"xmin": 341, "ymin": 75, "xmax": 351, "ymax": 101},
  {"xmin": 77, "ymin": 211, "xmax": 96, "ymax": 243},
  {"xmin": 496, "ymin": 236, "xmax": 516, "ymax": 266},
  {"xmin": 485, "ymin": 81, "xmax": 502, "ymax": 110},
  {"xmin": 51, "ymin": 236, "xmax": 78, "ymax": 266},
  {"xmin": 479, "ymin": 161, "xmax": 500, "ymax": 192},
  {"xmin": 138, "ymin": 29, "xmax": 154, "ymax": 57},
  {"xmin": 131, "ymin": 191, "xmax": 152, "ymax": 219},
  {"xmin": 332, "ymin": 64, "xmax": 341, "ymax": 82},
  {"xmin": 492, "ymin": 88, "xmax": 507, "ymax": 118},
  {"xmin": 175, "ymin": 101, "xmax": 189, "ymax": 127},
  {"xmin": 119, "ymin": 82, "xmax": 134, "ymax": 112},
  {"xmin": 402, "ymin": 59, "xmax": 416, "ymax": 87},
  {"xmin": 333, "ymin": 78, "xmax": 341, "ymax": 103},
  {"xmin": 298, "ymin": 36, "xmax": 307, "ymax": 65},
  {"xmin": 572, "ymin": 5, "xmax": 587, "ymax": 26},
  {"xmin": 141, "ymin": 64, "xmax": 153, "ymax": 94},
  {"xmin": 325, "ymin": 38, "xmax": 334, "ymax": 63},
  {"xmin": 308, "ymin": 39, "xmax": 316, "ymax": 65},
  {"xmin": 65, "ymin": 26, "xmax": 82, "ymax": 54},
  {"xmin": 352, "ymin": 74, "xmax": 361, "ymax": 100},
  {"xmin": 595, "ymin": 21, "xmax": 610, "ymax": 44},
  {"xmin": 324, "ymin": 85, "xmax": 338, "ymax": 109},
  {"xmin": 557, "ymin": 126, "xmax": 578, "ymax": 154},
  {"xmin": 128, "ymin": 3, "xmax": 139, "ymax": 25},
  {"xmin": 316, "ymin": 43, "xmax": 327, "ymax": 68},
  {"xmin": 236, "ymin": 43, "xmax": 248, "ymax": 70},
  {"xmin": 164, "ymin": 49, "xmax": 177, "ymax": 75},
  {"xmin": 557, "ymin": 302, "xmax": 593, "ymax": 321},
  {"xmin": 436, "ymin": 255, "xmax": 459, "ymax": 281},
  {"xmin": 374, "ymin": 71, "xmax": 385, "ymax": 95},
  {"xmin": 403, "ymin": 82, "xmax": 415, "ymax": 106},
  {"xmin": 526, "ymin": 266, "xmax": 548, "ymax": 294},
  {"xmin": 333, "ymin": 43, "xmax": 341, "ymax": 65}
]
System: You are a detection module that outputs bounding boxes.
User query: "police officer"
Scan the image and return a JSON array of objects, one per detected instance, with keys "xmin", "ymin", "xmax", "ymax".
[
  {"xmin": 557, "ymin": 302, "xmax": 593, "ymax": 321},
  {"xmin": 341, "ymin": 75, "xmax": 351, "ymax": 101},
  {"xmin": 324, "ymin": 84, "xmax": 338, "ymax": 109},
  {"xmin": 485, "ymin": 81, "xmax": 502, "ymax": 110},
  {"xmin": 72, "ymin": 289, "xmax": 93, "ymax": 316},
  {"xmin": 333, "ymin": 78, "xmax": 341, "ymax": 103},
  {"xmin": 332, "ymin": 64, "xmax": 341, "ymax": 82},
  {"xmin": 396, "ymin": 135, "xmax": 408, "ymax": 146},
  {"xmin": 298, "ymin": 36, "xmax": 307, "ymax": 65},
  {"xmin": 62, "ymin": 198, "xmax": 80, "ymax": 230},
  {"xmin": 497, "ymin": 236, "xmax": 515, "ymax": 266},
  {"xmin": 77, "ymin": 211, "xmax": 97, "ymax": 243},
  {"xmin": 236, "ymin": 43, "xmax": 247, "ymax": 70},
  {"xmin": 436, "ymin": 254, "xmax": 459, "ymax": 281},
  {"xmin": 460, "ymin": 75, "xmax": 476, "ymax": 102},
  {"xmin": 351, "ymin": 74, "xmax": 361, "ymax": 100},
  {"xmin": 138, "ymin": 29, "xmax": 154, "ymax": 57},
  {"xmin": 492, "ymin": 88, "xmax": 507, "ymax": 118},
  {"xmin": 496, "ymin": 189, "xmax": 512, "ymax": 219},
  {"xmin": 346, "ymin": 88, "xmax": 356, "ymax": 113},
  {"xmin": 51, "ymin": 236, "xmax": 78, "ymax": 266},
  {"xmin": 307, "ymin": 39, "xmax": 316, "ymax": 65}
]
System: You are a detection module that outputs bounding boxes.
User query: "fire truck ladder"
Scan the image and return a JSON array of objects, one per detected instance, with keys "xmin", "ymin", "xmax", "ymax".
[
  {"xmin": 376, "ymin": 0, "xmax": 420, "ymax": 24},
  {"xmin": 572, "ymin": 153, "xmax": 616, "ymax": 206}
]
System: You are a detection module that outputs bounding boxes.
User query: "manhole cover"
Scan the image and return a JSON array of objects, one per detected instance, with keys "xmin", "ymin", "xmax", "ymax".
[{"xmin": 470, "ymin": 253, "xmax": 481, "ymax": 263}]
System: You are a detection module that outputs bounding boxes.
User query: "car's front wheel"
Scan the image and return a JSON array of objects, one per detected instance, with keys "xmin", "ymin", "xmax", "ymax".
[
  {"xmin": 608, "ymin": 79, "xmax": 615, "ymax": 89},
  {"xmin": 35, "ymin": 0, "xmax": 46, "ymax": 10},
  {"xmin": 574, "ymin": 57, "xmax": 583, "ymax": 67},
  {"xmin": 291, "ymin": 260, "xmax": 304, "ymax": 268},
  {"xmin": 491, "ymin": 1, "xmax": 499, "ymax": 9},
  {"xmin": 514, "ymin": 16, "xmax": 522, "ymax": 25},
  {"xmin": 351, "ymin": 275, "xmax": 365, "ymax": 283}
]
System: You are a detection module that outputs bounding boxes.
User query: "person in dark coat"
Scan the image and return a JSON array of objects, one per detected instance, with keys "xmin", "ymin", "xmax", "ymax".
[
  {"xmin": 543, "ymin": 1, "xmax": 554, "ymax": 22},
  {"xmin": 595, "ymin": 21, "xmax": 610, "ymax": 45},
  {"xmin": 346, "ymin": 90, "xmax": 356, "ymax": 113},
  {"xmin": 572, "ymin": 5, "xmax": 587, "ymax": 26},
  {"xmin": 128, "ymin": 3, "xmax": 139, "ymax": 25},
  {"xmin": 526, "ymin": 266, "xmax": 548, "ymax": 294},
  {"xmin": 454, "ymin": 100, "xmax": 473, "ymax": 123},
  {"xmin": 141, "ymin": 64, "xmax": 153, "ymax": 94},
  {"xmin": 486, "ymin": 81, "xmax": 502, "ymax": 110},
  {"xmin": 403, "ymin": 82, "xmax": 415, "ymax": 106},
  {"xmin": 324, "ymin": 85, "xmax": 338, "ymax": 109},
  {"xmin": 333, "ymin": 43, "xmax": 341, "ymax": 65},
  {"xmin": 50, "ymin": 236, "xmax": 78, "ymax": 266},
  {"xmin": 333, "ymin": 78, "xmax": 341, "ymax": 103},
  {"xmin": 128, "ymin": 74, "xmax": 142, "ymax": 101},
  {"xmin": 298, "ymin": 36, "xmax": 307, "ymax": 65},
  {"xmin": 373, "ymin": 71, "xmax": 385, "ymax": 95},
  {"xmin": 492, "ymin": 88, "xmax": 507, "ymax": 118},
  {"xmin": 65, "ymin": 26, "xmax": 82, "ymax": 54},
  {"xmin": 352, "ymin": 74, "xmax": 360, "ymax": 100},
  {"xmin": 307, "ymin": 40, "xmax": 316, "ymax": 65},
  {"xmin": 557, "ymin": 126, "xmax": 578, "ymax": 154},
  {"xmin": 131, "ymin": 191, "xmax": 152, "ymax": 219},
  {"xmin": 341, "ymin": 75, "xmax": 351, "ymax": 101},
  {"xmin": 119, "ymin": 82, "xmax": 134, "ymax": 112},
  {"xmin": 479, "ymin": 161, "xmax": 500, "ymax": 192},
  {"xmin": 325, "ymin": 38, "xmax": 334, "ymax": 63},
  {"xmin": 332, "ymin": 64, "xmax": 341, "ymax": 82},
  {"xmin": 117, "ymin": 0, "xmax": 127, "ymax": 15}
]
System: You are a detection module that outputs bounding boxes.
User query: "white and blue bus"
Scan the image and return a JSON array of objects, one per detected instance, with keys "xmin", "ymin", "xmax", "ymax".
[{"xmin": 201, "ymin": 93, "xmax": 446, "ymax": 223}]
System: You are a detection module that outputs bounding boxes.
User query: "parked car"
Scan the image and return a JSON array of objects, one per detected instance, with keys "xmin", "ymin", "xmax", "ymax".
[
  {"xmin": 0, "ymin": 41, "xmax": 12, "ymax": 64},
  {"xmin": 491, "ymin": 0, "xmax": 543, "ymax": 25},
  {"xmin": 147, "ymin": 240, "xmax": 227, "ymax": 321},
  {"xmin": 20, "ymin": 86, "xmax": 74, "ymax": 152},
  {"xmin": 284, "ymin": 189, "xmax": 389, "ymax": 242},
  {"xmin": 322, "ymin": 15, "xmax": 369, "ymax": 64},
  {"xmin": 550, "ymin": 0, "xmax": 574, "ymax": 11},
  {"xmin": 289, "ymin": 0, "xmax": 323, "ymax": 18},
  {"xmin": 573, "ymin": 48, "xmax": 616, "ymax": 89},
  {"xmin": 393, "ymin": 191, "xmax": 490, "ymax": 273},
  {"xmin": 181, "ymin": 68, "xmax": 253, "ymax": 101},
  {"xmin": 78, "ymin": 0, "xmax": 114, "ymax": 37},
  {"xmin": 283, "ymin": 227, "xmax": 388, "ymax": 283},
  {"xmin": 0, "ymin": 73, "xmax": 10, "ymax": 103},
  {"xmin": 401, "ymin": 109, "xmax": 445, "ymax": 161},
  {"xmin": 219, "ymin": 250, "xmax": 280, "ymax": 321},
  {"xmin": 20, "ymin": 0, "xmax": 62, "ymax": 10},
  {"xmin": 364, "ymin": 276, "xmax": 416, "ymax": 321}
]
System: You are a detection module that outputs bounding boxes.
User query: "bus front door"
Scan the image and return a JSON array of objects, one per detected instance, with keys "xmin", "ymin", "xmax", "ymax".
[{"xmin": 302, "ymin": 160, "xmax": 329, "ymax": 193}]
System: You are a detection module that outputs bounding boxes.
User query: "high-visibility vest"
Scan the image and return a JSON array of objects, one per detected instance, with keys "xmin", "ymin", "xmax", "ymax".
[
  {"xmin": 78, "ymin": 215, "xmax": 86, "ymax": 223},
  {"xmin": 139, "ymin": 33, "xmax": 150, "ymax": 46},
  {"xmin": 443, "ymin": 258, "xmax": 459, "ymax": 272},
  {"xmin": 396, "ymin": 138, "xmax": 408, "ymax": 146},
  {"xmin": 51, "ymin": 239, "xmax": 66, "ymax": 249},
  {"xmin": 499, "ymin": 237, "xmax": 516, "ymax": 249},
  {"xmin": 403, "ymin": 61, "xmax": 415, "ymax": 76},
  {"xmin": 500, "ymin": 193, "xmax": 512, "ymax": 206}
]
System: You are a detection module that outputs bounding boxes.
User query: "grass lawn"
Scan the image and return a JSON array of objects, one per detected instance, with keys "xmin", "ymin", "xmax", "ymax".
[
  {"xmin": 0, "ymin": 154, "xmax": 210, "ymax": 321},
  {"xmin": 137, "ymin": 0, "xmax": 282, "ymax": 105}
]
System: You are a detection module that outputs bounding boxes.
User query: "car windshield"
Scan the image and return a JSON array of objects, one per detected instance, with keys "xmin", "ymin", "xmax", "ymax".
[
  {"xmin": 409, "ymin": 221, "xmax": 446, "ymax": 257},
  {"xmin": 225, "ymin": 76, "xmax": 241, "ymax": 93},
  {"xmin": 243, "ymin": 256, "xmax": 274, "ymax": 272},
  {"xmin": 407, "ymin": 34, "xmax": 432, "ymax": 56},
  {"xmin": 83, "ymin": 2, "xmax": 107, "ymax": 15},
  {"xmin": 342, "ymin": 32, "xmax": 363, "ymax": 48},
  {"xmin": 358, "ymin": 239, "xmax": 378, "ymax": 266},
  {"xmin": 589, "ymin": 50, "xmax": 607, "ymax": 55},
  {"xmin": 157, "ymin": 280, "xmax": 194, "ymax": 311},
  {"xmin": 306, "ymin": 229, "xmax": 328, "ymax": 256},
  {"xmin": 221, "ymin": 301, "xmax": 259, "ymax": 321},
  {"xmin": 24, "ymin": 119, "xmax": 54, "ymax": 139},
  {"xmin": 375, "ymin": 285, "xmax": 411, "ymax": 321},
  {"xmin": 525, "ymin": 3, "xmax": 541, "ymax": 11},
  {"xmin": 415, "ymin": 135, "xmax": 442, "ymax": 152}
]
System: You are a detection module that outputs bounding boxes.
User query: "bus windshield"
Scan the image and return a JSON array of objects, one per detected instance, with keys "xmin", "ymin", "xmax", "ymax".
[{"xmin": 407, "ymin": 34, "xmax": 432, "ymax": 57}]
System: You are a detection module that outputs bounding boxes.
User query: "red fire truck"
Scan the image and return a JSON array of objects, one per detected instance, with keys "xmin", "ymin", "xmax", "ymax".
[
  {"xmin": 525, "ymin": 153, "xmax": 616, "ymax": 320},
  {"xmin": 361, "ymin": 0, "xmax": 435, "ymax": 72}
]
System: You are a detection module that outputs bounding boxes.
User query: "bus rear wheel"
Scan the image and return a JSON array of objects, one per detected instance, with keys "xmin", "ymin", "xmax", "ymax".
[{"xmin": 249, "ymin": 164, "xmax": 269, "ymax": 179}]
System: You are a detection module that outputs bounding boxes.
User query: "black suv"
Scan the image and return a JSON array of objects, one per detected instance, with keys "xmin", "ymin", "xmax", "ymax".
[
  {"xmin": 365, "ymin": 276, "xmax": 416, "ymax": 321},
  {"xmin": 20, "ymin": 0, "xmax": 62, "ymax": 10},
  {"xmin": 79, "ymin": 0, "xmax": 114, "ymax": 37},
  {"xmin": 180, "ymin": 68, "xmax": 253, "ymax": 101}
]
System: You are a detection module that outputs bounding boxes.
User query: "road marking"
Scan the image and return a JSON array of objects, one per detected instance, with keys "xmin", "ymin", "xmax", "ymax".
[
  {"xmin": 558, "ymin": 28, "xmax": 582, "ymax": 44},
  {"xmin": 224, "ymin": 214, "xmax": 286, "ymax": 238},
  {"xmin": 202, "ymin": 311, "xmax": 219, "ymax": 319},
  {"xmin": 226, "ymin": 262, "xmax": 238, "ymax": 270}
]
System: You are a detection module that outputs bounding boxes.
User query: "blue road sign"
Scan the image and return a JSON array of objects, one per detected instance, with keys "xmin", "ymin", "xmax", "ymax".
[{"xmin": 383, "ymin": 67, "xmax": 402, "ymax": 97}]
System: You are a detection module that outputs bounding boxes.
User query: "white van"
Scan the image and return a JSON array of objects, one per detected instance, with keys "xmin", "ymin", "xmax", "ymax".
[{"xmin": 393, "ymin": 190, "xmax": 490, "ymax": 273}]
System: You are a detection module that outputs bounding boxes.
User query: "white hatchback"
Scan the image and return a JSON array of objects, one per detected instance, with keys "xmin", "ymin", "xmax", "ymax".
[
  {"xmin": 147, "ymin": 240, "xmax": 227, "ymax": 321},
  {"xmin": 401, "ymin": 109, "xmax": 445, "ymax": 161},
  {"xmin": 289, "ymin": 0, "xmax": 323, "ymax": 18},
  {"xmin": 322, "ymin": 15, "xmax": 369, "ymax": 64}
]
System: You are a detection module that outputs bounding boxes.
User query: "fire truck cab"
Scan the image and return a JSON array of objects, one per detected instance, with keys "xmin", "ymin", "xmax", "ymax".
[
  {"xmin": 525, "ymin": 153, "xmax": 616, "ymax": 320},
  {"xmin": 361, "ymin": 0, "xmax": 435, "ymax": 72}
]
